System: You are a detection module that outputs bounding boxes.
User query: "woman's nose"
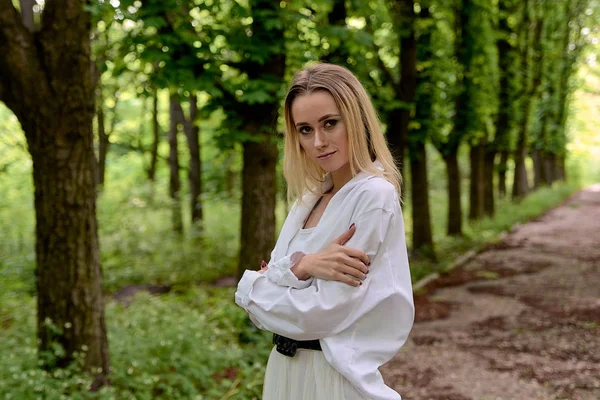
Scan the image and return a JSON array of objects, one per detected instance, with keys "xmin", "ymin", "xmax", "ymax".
[{"xmin": 314, "ymin": 129, "xmax": 327, "ymax": 148}]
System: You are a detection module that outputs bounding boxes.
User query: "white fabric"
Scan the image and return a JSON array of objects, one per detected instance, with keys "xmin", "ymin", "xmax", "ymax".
[
  {"xmin": 263, "ymin": 347, "xmax": 367, "ymax": 400},
  {"xmin": 235, "ymin": 161, "xmax": 415, "ymax": 400}
]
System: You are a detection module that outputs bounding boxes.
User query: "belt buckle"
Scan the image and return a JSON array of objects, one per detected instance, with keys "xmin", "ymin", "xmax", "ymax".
[{"xmin": 274, "ymin": 335, "xmax": 298, "ymax": 357}]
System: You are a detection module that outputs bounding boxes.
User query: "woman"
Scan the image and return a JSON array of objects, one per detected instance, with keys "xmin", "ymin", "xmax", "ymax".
[{"xmin": 235, "ymin": 63, "xmax": 414, "ymax": 400}]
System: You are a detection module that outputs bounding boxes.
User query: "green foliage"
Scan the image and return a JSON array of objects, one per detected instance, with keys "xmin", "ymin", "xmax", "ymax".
[{"xmin": 0, "ymin": 289, "xmax": 272, "ymax": 400}]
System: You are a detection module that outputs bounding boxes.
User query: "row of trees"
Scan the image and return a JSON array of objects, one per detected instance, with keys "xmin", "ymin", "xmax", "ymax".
[{"xmin": 0, "ymin": 0, "xmax": 595, "ymax": 389}]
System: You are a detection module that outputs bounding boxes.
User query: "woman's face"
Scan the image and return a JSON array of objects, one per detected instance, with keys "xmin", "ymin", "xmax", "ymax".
[{"xmin": 291, "ymin": 91, "xmax": 350, "ymax": 174}]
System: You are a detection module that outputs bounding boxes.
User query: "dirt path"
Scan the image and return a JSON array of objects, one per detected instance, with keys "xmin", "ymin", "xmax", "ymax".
[{"xmin": 382, "ymin": 184, "xmax": 600, "ymax": 400}]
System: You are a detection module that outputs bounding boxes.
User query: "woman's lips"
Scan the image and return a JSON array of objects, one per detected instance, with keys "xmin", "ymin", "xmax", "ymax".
[{"xmin": 317, "ymin": 151, "xmax": 336, "ymax": 159}]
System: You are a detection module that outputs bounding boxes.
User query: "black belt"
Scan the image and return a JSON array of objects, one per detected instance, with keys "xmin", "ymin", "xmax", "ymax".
[{"xmin": 273, "ymin": 333, "xmax": 322, "ymax": 357}]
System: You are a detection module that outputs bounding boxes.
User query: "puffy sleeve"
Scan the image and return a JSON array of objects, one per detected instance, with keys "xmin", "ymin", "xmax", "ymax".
[
  {"xmin": 262, "ymin": 251, "xmax": 314, "ymax": 289},
  {"xmin": 235, "ymin": 207, "xmax": 402, "ymax": 341}
]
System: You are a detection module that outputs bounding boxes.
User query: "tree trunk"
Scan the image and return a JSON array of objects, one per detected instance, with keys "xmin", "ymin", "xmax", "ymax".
[
  {"xmin": 558, "ymin": 155, "xmax": 566, "ymax": 181},
  {"xmin": 495, "ymin": 0, "xmax": 516, "ymax": 200},
  {"xmin": 469, "ymin": 143, "xmax": 485, "ymax": 220},
  {"xmin": 32, "ymin": 120, "xmax": 109, "ymax": 383},
  {"xmin": 148, "ymin": 89, "xmax": 159, "ymax": 182},
  {"xmin": 237, "ymin": 0, "xmax": 285, "ymax": 277},
  {"xmin": 97, "ymin": 102, "xmax": 109, "ymax": 187},
  {"xmin": 240, "ymin": 139, "xmax": 278, "ymax": 275},
  {"xmin": 168, "ymin": 95, "xmax": 183, "ymax": 234},
  {"xmin": 409, "ymin": 142, "xmax": 435, "ymax": 258},
  {"xmin": 0, "ymin": 0, "xmax": 110, "ymax": 387},
  {"xmin": 408, "ymin": 3, "xmax": 435, "ymax": 259},
  {"xmin": 443, "ymin": 151, "xmax": 462, "ymax": 236},
  {"xmin": 387, "ymin": 0, "xmax": 417, "ymax": 193},
  {"xmin": 542, "ymin": 151, "xmax": 554, "ymax": 185},
  {"xmin": 512, "ymin": 142, "xmax": 530, "ymax": 198},
  {"xmin": 182, "ymin": 94, "xmax": 203, "ymax": 226},
  {"xmin": 532, "ymin": 148, "xmax": 543, "ymax": 188},
  {"xmin": 498, "ymin": 150, "xmax": 508, "ymax": 197},
  {"xmin": 483, "ymin": 145, "xmax": 495, "ymax": 217},
  {"xmin": 386, "ymin": 107, "xmax": 407, "ymax": 180}
]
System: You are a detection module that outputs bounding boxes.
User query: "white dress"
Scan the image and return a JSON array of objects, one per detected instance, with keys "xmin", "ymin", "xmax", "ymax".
[
  {"xmin": 262, "ymin": 227, "xmax": 367, "ymax": 400},
  {"xmin": 235, "ymin": 163, "xmax": 414, "ymax": 400}
]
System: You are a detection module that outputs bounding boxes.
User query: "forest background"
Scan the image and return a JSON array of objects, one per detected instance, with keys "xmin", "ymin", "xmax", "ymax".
[{"xmin": 0, "ymin": 0, "xmax": 599, "ymax": 398}]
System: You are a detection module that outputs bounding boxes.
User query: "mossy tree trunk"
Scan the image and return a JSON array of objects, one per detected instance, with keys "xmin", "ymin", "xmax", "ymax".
[{"xmin": 0, "ymin": 0, "xmax": 110, "ymax": 388}]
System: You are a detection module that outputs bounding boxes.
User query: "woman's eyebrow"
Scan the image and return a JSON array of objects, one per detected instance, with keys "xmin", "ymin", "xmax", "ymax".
[{"xmin": 295, "ymin": 113, "xmax": 341, "ymax": 127}]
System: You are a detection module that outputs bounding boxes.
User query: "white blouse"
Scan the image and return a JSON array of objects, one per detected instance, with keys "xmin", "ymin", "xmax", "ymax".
[{"xmin": 235, "ymin": 162, "xmax": 415, "ymax": 400}]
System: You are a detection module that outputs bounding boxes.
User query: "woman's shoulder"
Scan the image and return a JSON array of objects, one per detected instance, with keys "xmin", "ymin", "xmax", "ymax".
[{"xmin": 349, "ymin": 175, "xmax": 400, "ymax": 214}]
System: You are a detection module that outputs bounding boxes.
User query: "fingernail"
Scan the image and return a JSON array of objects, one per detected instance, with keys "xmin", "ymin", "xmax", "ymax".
[
  {"xmin": 349, "ymin": 223, "xmax": 355, "ymax": 229},
  {"xmin": 359, "ymin": 281, "xmax": 363, "ymax": 286}
]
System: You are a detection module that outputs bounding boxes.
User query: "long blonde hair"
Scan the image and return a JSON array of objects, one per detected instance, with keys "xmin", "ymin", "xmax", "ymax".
[{"xmin": 283, "ymin": 63, "xmax": 402, "ymax": 204}]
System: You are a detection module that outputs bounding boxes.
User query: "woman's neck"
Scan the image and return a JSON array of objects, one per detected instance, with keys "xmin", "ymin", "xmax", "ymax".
[{"xmin": 329, "ymin": 163, "xmax": 353, "ymax": 195}]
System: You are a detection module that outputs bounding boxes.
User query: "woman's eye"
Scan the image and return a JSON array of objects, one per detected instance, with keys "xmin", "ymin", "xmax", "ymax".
[
  {"xmin": 298, "ymin": 126, "xmax": 312, "ymax": 134},
  {"xmin": 324, "ymin": 119, "xmax": 338, "ymax": 128}
]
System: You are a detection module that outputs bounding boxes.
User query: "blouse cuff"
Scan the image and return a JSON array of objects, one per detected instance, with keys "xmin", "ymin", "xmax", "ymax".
[
  {"xmin": 234, "ymin": 270, "xmax": 262, "ymax": 308},
  {"xmin": 264, "ymin": 252, "xmax": 313, "ymax": 289}
]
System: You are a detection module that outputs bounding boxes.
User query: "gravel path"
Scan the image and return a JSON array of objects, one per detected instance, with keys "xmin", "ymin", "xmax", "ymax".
[{"xmin": 382, "ymin": 184, "xmax": 600, "ymax": 400}]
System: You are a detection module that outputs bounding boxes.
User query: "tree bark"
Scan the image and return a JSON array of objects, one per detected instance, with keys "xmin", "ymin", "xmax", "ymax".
[
  {"xmin": 97, "ymin": 102, "xmax": 109, "ymax": 187},
  {"xmin": 409, "ymin": 3, "xmax": 435, "ymax": 259},
  {"xmin": 443, "ymin": 151, "xmax": 462, "ymax": 236},
  {"xmin": 182, "ymin": 94, "xmax": 203, "ymax": 226},
  {"xmin": 240, "ymin": 139, "xmax": 278, "ymax": 274},
  {"xmin": 532, "ymin": 148, "xmax": 543, "ymax": 188},
  {"xmin": 514, "ymin": 0, "xmax": 544, "ymax": 199},
  {"xmin": 469, "ymin": 143, "xmax": 485, "ymax": 220},
  {"xmin": 386, "ymin": 107, "xmax": 407, "ymax": 180},
  {"xmin": 0, "ymin": 0, "xmax": 110, "ymax": 387},
  {"xmin": 483, "ymin": 145, "xmax": 495, "ymax": 217},
  {"xmin": 387, "ymin": 0, "xmax": 417, "ymax": 192},
  {"xmin": 148, "ymin": 89, "xmax": 160, "ymax": 182},
  {"xmin": 168, "ymin": 95, "xmax": 183, "ymax": 234},
  {"xmin": 498, "ymin": 150, "xmax": 509, "ymax": 197},
  {"xmin": 409, "ymin": 142, "xmax": 435, "ymax": 258},
  {"xmin": 237, "ymin": 0, "xmax": 285, "ymax": 277},
  {"xmin": 495, "ymin": 0, "xmax": 516, "ymax": 199}
]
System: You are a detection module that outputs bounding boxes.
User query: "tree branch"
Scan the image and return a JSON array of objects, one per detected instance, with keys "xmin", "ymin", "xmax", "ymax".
[{"xmin": 0, "ymin": 0, "xmax": 35, "ymax": 109}]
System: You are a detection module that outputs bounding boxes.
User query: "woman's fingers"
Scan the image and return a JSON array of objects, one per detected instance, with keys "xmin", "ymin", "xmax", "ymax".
[
  {"xmin": 334, "ymin": 224, "xmax": 356, "ymax": 245},
  {"xmin": 341, "ymin": 247, "xmax": 370, "ymax": 267},
  {"xmin": 342, "ymin": 261, "xmax": 367, "ymax": 280},
  {"xmin": 333, "ymin": 271, "xmax": 361, "ymax": 287}
]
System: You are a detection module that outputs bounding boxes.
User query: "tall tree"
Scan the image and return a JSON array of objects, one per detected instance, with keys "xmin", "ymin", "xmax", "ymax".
[
  {"xmin": 169, "ymin": 94, "xmax": 184, "ymax": 234},
  {"xmin": 495, "ymin": 0, "xmax": 520, "ymax": 197},
  {"xmin": 513, "ymin": 0, "xmax": 544, "ymax": 199},
  {"xmin": 409, "ymin": 2, "xmax": 435, "ymax": 258},
  {"xmin": 428, "ymin": 0, "xmax": 466, "ymax": 236},
  {"xmin": 0, "ymin": 0, "xmax": 109, "ymax": 388},
  {"xmin": 96, "ymin": 88, "xmax": 119, "ymax": 187},
  {"xmin": 460, "ymin": 0, "xmax": 498, "ymax": 221},
  {"xmin": 235, "ymin": 0, "xmax": 286, "ymax": 276},
  {"xmin": 148, "ymin": 88, "xmax": 160, "ymax": 182},
  {"xmin": 180, "ymin": 94, "xmax": 203, "ymax": 226},
  {"xmin": 385, "ymin": 0, "xmax": 417, "ymax": 184}
]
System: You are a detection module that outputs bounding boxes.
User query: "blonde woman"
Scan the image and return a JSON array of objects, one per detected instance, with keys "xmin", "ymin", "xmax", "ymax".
[{"xmin": 235, "ymin": 63, "xmax": 414, "ymax": 400}]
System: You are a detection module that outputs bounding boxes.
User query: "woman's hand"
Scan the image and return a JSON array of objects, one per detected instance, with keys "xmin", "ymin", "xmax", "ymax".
[{"xmin": 291, "ymin": 224, "xmax": 370, "ymax": 287}]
